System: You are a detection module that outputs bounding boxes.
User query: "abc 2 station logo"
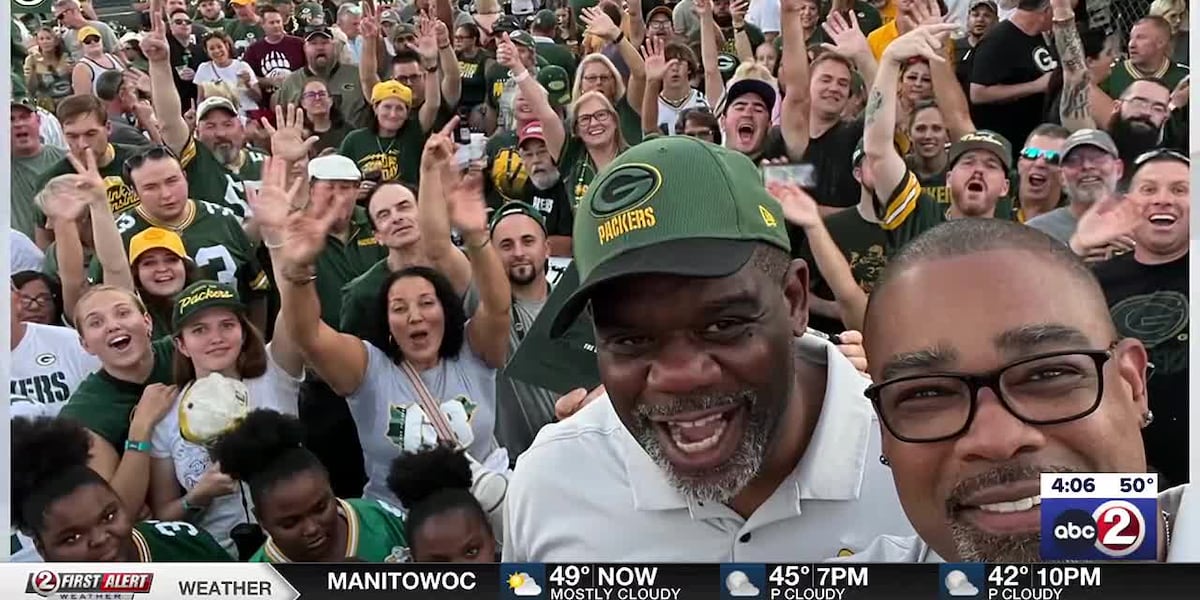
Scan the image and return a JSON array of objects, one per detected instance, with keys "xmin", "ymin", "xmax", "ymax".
[{"xmin": 1039, "ymin": 473, "xmax": 1159, "ymax": 561}]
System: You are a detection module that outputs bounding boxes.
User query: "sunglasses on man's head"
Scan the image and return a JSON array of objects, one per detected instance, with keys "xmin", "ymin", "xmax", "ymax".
[
  {"xmin": 123, "ymin": 145, "xmax": 179, "ymax": 181},
  {"xmin": 1019, "ymin": 147, "xmax": 1062, "ymax": 165}
]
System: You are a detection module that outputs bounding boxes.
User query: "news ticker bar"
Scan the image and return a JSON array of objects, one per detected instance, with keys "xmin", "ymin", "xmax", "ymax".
[{"xmin": 6, "ymin": 563, "xmax": 1200, "ymax": 600}]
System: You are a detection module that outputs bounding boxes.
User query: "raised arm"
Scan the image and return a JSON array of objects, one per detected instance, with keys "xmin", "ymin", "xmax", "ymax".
[
  {"xmin": 912, "ymin": 0, "xmax": 973, "ymax": 138},
  {"xmin": 640, "ymin": 38, "xmax": 668, "ymax": 134},
  {"xmin": 66, "ymin": 150, "xmax": 138, "ymax": 293},
  {"xmin": 434, "ymin": 19, "xmax": 462, "ymax": 109},
  {"xmin": 498, "ymin": 34, "xmax": 566, "ymax": 159},
  {"xmin": 583, "ymin": 6, "xmax": 647, "ymax": 114},
  {"xmin": 770, "ymin": 182, "xmax": 868, "ymax": 331},
  {"xmin": 141, "ymin": 0, "xmax": 190, "ymax": 154},
  {"xmin": 415, "ymin": 17, "xmax": 444, "ymax": 132},
  {"xmin": 866, "ymin": 24, "xmax": 957, "ymax": 210},
  {"xmin": 418, "ymin": 120, "xmax": 474, "ymax": 295},
  {"xmin": 37, "ymin": 177, "xmax": 90, "ymax": 321},
  {"xmin": 731, "ymin": 0, "xmax": 754, "ymax": 62},
  {"xmin": 360, "ymin": 2, "xmax": 383, "ymax": 95},
  {"xmin": 449, "ymin": 170, "xmax": 512, "ymax": 369},
  {"xmin": 1050, "ymin": 0, "xmax": 1094, "ymax": 130},
  {"xmin": 778, "ymin": 0, "xmax": 813, "ymax": 160},
  {"xmin": 252, "ymin": 157, "xmax": 369, "ymax": 397},
  {"xmin": 696, "ymin": 0, "xmax": 725, "ymax": 105},
  {"xmin": 628, "ymin": 0, "xmax": 647, "ymax": 46},
  {"xmin": 820, "ymin": 10, "xmax": 877, "ymax": 93}
]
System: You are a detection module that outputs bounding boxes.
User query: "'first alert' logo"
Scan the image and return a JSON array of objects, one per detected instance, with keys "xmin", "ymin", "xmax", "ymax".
[{"xmin": 28, "ymin": 571, "xmax": 154, "ymax": 598}]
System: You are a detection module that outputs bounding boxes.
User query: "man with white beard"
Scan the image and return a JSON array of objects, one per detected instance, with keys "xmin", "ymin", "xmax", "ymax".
[
  {"xmin": 1026, "ymin": 129, "xmax": 1123, "ymax": 248},
  {"xmin": 514, "ymin": 121, "xmax": 573, "ymax": 256}
]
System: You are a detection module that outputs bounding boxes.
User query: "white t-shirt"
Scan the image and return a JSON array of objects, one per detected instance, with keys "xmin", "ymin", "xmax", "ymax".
[
  {"xmin": 746, "ymin": 0, "xmax": 781, "ymax": 34},
  {"xmin": 11, "ymin": 323, "xmax": 102, "ymax": 417},
  {"xmin": 656, "ymin": 88, "xmax": 710, "ymax": 135},
  {"xmin": 11, "ymin": 229, "xmax": 45, "ymax": 273},
  {"xmin": 149, "ymin": 344, "xmax": 301, "ymax": 556},
  {"xmin": 503, "ymin": 334, "xmax": 915, "ymax": 562},
  {"xmin": 349, "ymin": 339, "xmax": 501, "ymax": 506},
  {"xmin": 194, "ymin": 59, "xmax": 261, "ymax": 114}
]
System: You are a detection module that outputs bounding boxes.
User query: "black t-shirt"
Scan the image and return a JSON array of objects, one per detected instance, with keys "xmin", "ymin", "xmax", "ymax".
[
  {"xmin": 794, "ymin": 205, "xmax": 889, "ymax": 335},
  {"xmin": 521, "ymin": 179, "xmax": 574, "ymax": 238},
  {"xmin": 803, "ymin": 119, "xmax": 863, "ymax": 211},
  {"xmin": 1093, "ymin": 253, "xmax": 1189, "ymax": 488},
  {"xmin": 969, "ymin": 21, "xmax": 1058, "ymax": 162}
]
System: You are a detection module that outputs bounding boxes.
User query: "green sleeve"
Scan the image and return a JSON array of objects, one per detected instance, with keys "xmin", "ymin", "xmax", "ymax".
[
  {"xmin": 875, "ymin": 170, "xmax": 943, "ymax": 250},
  {"xmin": 59, "ymin": 378, "xmax": 136, "ymax": 452},
  {"xmin": 249, "ymin": 546, "xmax": 270, "ymax": 562},
  {"xmin": 337, "ymin": 281, "xmax": 373, "ymax": 338},
  {"xmin": 228, "ymin": 223, "xmax": 271, "ymax": 298}
]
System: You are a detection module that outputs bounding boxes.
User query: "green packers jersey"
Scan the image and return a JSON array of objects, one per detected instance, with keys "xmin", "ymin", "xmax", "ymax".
[
  {"xmin": 910, "ymin": 163, "xmax": 950, "ymax": 205},
  {"xmin": 224, "ymin": 21, "xmax": 265, "ymax": 55},
  {"xmin": 133, "ymin": 520, "xmax": 232, "ymax": 561},
  {"xmin": 876, "ymin": 169, "xmax": 1014, "ymax": 249},
  {"xmin": 179, "ymin": 136, "xmax": 267, "ymax": 219},
  {"xmin": 59, "ymin": 337, "xmax": 175, "ymax": 451},
  {"xmin": 251, "ymin": 498, "xmax": 409, "ymax": 563},
  {"xmin": 91, "ymin": 200, "xmax": 270, "ymax": 300},
  {"xmin": 36, "ymin": 144, "xmax": 143, "ymax": 219},
  {"xmin": 337, "ymin": 123, "xmax": 426, "ymax": 186},
  {"xmin": 338, "ymin": 259, "xmax": 389, "ymax": 339},
  {"xmin": 1100, "ymin": 59, "xmax": 1189, "ymax": 98}
]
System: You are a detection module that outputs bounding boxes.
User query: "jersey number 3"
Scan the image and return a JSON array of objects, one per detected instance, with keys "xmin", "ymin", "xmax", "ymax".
[{"xmin": 195, "ymin": 246, "xmax": 237, "ymax": 284}]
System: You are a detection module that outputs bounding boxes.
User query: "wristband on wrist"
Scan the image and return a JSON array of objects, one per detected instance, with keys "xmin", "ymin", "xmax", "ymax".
[
  {"xmin": 125, "ymin": 439, "xmax": 151, "ymax": 453},
  {"xmin": 612, "ymin": 31, "xmax": 625, "ymax": 45},
  {"xmin": 514, "ymin": 70, "xmax": 531, "ymax": 83}
]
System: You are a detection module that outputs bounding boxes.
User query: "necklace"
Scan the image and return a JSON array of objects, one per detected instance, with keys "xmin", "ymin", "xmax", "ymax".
[
  {"xmin": 376, "ymin": 133, "xmax": 398, "ymax": 156},
  {"xmin": 659, "ymin": 88, "xmax": 693, "ymax": 108},
  {"xmin": 1162, "ymin": 510, "xmax": 1172, "ymax": 556}
]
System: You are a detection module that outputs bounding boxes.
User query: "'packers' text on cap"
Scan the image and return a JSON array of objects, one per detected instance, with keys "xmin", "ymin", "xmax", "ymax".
[
  {"xmin": 371, "ymin": 80, "xmax": 413, "ymax": 106},
  {"xmin": 549, "ymin": 136, "xmax": 791, "ymax": 337},
  {"xmin": 1061, "ymin": 128, "xmax": 1119, "ymax": 159},
  {"xmin": 489, "ymin": 200, "xmax": 547, "ymax": 235},
  {"xmin": 948, "ymin": 130, "xmax": 1013, "ymax": 170},
  {"xmin": 538, "ymin": 65, "xmax": 572, "ymax": 107},
  {"xmin": 129, "ymin": 227, "xmax": 190, "ymax": 266},
  {"xmin": 173, "ymin": 281, "xmax": 246, "ymax": 333}
]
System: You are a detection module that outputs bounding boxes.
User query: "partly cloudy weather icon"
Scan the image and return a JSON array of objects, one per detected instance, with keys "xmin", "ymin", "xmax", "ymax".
[
  {"xmin": 508, "ymin": 572, "xmax": 543, "ymax": 597},
  {"xmin": 725, "ymin": 570, "xmax": 760, "ymax": 597},
  {"xmin": 944, "ymin": 570, "xmax": 979, "ymax": 597}
]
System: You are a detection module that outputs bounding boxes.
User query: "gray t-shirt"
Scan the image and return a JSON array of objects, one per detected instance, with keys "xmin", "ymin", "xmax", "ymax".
[
  {"xmin": 493, "ymin": 293, "xmax": 559, "ymax": 463},
  {"xmin": 63, "ymin": 21, "xmax": 120, "ymax": 61},
  {"xmin": 1025, "ymin": 206, "xmax": 1079, "ymax": 244},
  {"xmin": 349, "ymin": 338, "xmax": 500, "ymax": 505},
  {"xmin": 13, "ymin": 146, "xmax": 67, "ymax": 238}
]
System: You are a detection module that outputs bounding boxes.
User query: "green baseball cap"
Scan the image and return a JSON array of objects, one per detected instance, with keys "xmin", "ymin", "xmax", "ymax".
[
  {"xmin": 296, "ymin": 2, "xmax": 326, "ymax": 26},
  {"xmin": 509, "ymin": 30, "xmax": 537, "ymax": 49},
  {"xmin": 531, "ymin": 8, "xmax": 557, "ymax": 31},
  {"xmin": 173, "ymin": 281, "xmax": 245, "ymax": 333},
  {"xmin": 489, "ymin": 200, "xmax": 546, "ymax": 235},
  {"xmin": 549, "ymin": 136, "xmax": 791, "ymax": 337},
  {"xmin": 537, "ymin": 65, "xmax": 572, "ymax": 107}
]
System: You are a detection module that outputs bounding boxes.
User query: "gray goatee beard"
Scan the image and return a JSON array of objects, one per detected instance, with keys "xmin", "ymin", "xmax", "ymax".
[
  {"xmin": 631, "ymin": 390, "xmax": 773, "ymax": 504},
  {"xmin": 947, "ymin": 464, "xmax": 1081, "ymax": 562}
]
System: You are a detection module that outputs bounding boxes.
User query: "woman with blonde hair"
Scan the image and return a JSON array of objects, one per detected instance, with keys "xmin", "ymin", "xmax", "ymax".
[
  {"xmin": 563, "ymin": 91, "xmax": 629, "ymax": 206},
  {"xmin": 25, "ymin": 27, "xmax": 73, "ymax": 110},
  {"xmin": 573, "ymin": 4, "xmax": 646, "ymax": 145},
  {"xmin": 1149, "ymin": 0, "xmax": 1189, "ymax": 64}
]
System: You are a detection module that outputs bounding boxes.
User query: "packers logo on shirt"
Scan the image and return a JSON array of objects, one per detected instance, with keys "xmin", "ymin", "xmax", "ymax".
[
  {"xmin": 490, "ymin": 148, "xmax": 528, "ymax": 200},
  {"xmin": 106, "ymin": 176, "xmax": 140, "ymax": 214},
  {"xmin": 35, "ymin": 353, "xmax": 57, "ymax": 367},
  {"xmin": 358, "ymin": 153, "xmax": 400, "ymax": 182}
]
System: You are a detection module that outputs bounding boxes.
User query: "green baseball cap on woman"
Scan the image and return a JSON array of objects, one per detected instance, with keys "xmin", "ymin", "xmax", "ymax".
[
  {"xmin": 173, "ymin": 281, "xmax": 246, "ymax": 333},
  {"xmin": 549, "ymin": 136, "xmax": 791, "ymax": 336}
]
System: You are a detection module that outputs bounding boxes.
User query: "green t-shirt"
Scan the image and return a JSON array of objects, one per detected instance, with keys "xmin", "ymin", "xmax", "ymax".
[
  {"xmin": 35, "ymin": 144, "xmax": 143, "ymax": 219},
  {"xmin": 615, "ymin": 96, "xmax": 643, "ymax": 146},
  {"xmin": 224, "ymin": 20, "xmax": 265, "ymax": 55},
  {"xmin": 337, "ymin": 121, "xmax": 427, "ymax": 186},
  {"xmin": 133, "ymin": 520, "xmax": 233, "ymax": 561},
  {"xmin": 13, "ymin": 145, "xmax": 67, "ymax": 238},
  {"xmin": 197, "ymin": 17, "xmax": 230, "ymax": 33},
  {"xmin": 338, "ymin": 258, "xmax": 389, "ymax": 340},
  {"xmin": 59, "ymin": 337, "xmax": 175, "ymax": 451},
  {"xmin": 179, "ymin": 135, "xmax": 267, "ymax": 219},
  {"xmin": 94, "ymin": 200, "xmax": 271, "ymax": 302},
  {"xmin": 250, "ymin": 498, "xmax": 409, "ymax": 563},
  {"xmin": 690, "ymin": 21, "xmax": 765, "ymax": 61},
  {"xmin": 276, "ymin": 63, "xmax": 370, "ymax": 129},
  {"xmin": 1101, "ymin": 59, "xmax": 1189, "ymax": 98},
  {"xmin": 40, "ymin": 242, "xmax": 93, "ymax": 284},
  {"xmin": 315, "ymin": 207, "xmax": 387, "ymax": 327}
]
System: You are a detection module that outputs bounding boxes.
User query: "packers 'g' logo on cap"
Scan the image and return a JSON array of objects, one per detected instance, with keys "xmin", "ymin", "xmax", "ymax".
[{"xmin": 590, "ymin": 164, "xmax": 662, "ymax": 217}]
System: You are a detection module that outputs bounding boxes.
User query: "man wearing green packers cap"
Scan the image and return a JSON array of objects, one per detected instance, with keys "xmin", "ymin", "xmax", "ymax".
[{"xmin": 503, "ymin": 136, "xmax": 912, "ymax": 561}]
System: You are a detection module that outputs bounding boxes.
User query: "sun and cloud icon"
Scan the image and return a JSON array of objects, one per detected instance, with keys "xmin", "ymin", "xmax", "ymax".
[{"xmin": 508, "ymin": 572, "xmax": 543, "ymax": 597}]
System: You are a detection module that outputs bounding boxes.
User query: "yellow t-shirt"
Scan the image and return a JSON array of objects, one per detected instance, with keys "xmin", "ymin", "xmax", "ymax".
[{"xmin": 867, "ymin": 20, "xmax": 957, "ymax": 62}]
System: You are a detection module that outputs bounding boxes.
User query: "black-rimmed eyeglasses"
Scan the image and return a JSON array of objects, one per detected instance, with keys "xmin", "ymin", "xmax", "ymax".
[{"xmin": 864, "ymin": 347, "xmax": 1115, "ymax": 443}]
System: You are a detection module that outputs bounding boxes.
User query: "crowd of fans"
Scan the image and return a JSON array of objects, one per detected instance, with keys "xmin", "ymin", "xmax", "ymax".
[{"xmin": 8, "ymin": 0, "xmax": 1193, "ymax": 565}]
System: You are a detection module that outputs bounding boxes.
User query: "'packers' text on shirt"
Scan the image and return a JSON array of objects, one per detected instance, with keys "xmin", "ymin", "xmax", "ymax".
[{"xmin": 597, "ymin": 207, "xmax": 656, "ymax": 245}]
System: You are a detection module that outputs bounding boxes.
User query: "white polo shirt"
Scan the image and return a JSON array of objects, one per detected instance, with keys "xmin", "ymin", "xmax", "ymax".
[
  {"xmin": 503, "ymin": 335, "xmax": 915, "ymax": 562},
  {"xmin": 838, "ymin": 484, "xmax": 1197, "ymax": 563}
]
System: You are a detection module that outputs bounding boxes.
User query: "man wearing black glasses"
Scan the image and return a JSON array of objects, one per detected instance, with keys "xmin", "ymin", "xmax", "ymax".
[{"xmin": 852, "ymin": 218, "xmax": 1192, "ymax": 562}]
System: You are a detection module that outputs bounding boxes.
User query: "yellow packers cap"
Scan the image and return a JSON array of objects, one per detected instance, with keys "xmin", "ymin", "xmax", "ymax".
[
  {"xmin": 371, "ymin": 80, "xmax": 413, "ymax": 106},
  {"xmin": 129, "ymin": 227, "xmax": 189, "ymax": 265},
  {"xmin": 549, "ymin": 136, "xmax": 790, "ymax": 337},
  {"xmin": 230, "ymin": 0, "xmax": 255, "ymax": 6},
  {"xmin": 77, "ymin": 26, "xmax": 102, "ymax": 42}
]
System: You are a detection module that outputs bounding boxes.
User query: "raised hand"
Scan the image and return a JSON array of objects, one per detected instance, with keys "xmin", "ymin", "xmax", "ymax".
[
  {"xmin": 421, "ymin": 116, "xmax": 460, "ymax": 171},
  {"xmin": 766, "ymin": 181, "xmax": 822, "ymax": 229},
  {"xmin": 693, "ymin": 0, "xmax": 712, "ymax": 19},
  {"xmin": 434, "ymin": 19, "xmax": 451, "ymax": 50},
  {"xmin": 731, "ymin": 0, "xmax": 749, "ymax": 28},
  {"xmin": 879, "ymin": 22, "xmax": 959, "ymax": 65},
  {"xmin": 131, "ymin": 384, "xmax": 178, "ymax": 434},
  {"xmin": 413, "ymin": 11, "xmax": 440, "ymax": 64},
  {"xmin": 495, "ymin": 34, "xmax": 521, "ymax": 71},
  {"xmin": 261, "ymin": 104, "xmax": 319, "ymax": 162},
  {"xmin": 447, "ymin": 169, "xmax": 489, "ymax": 237},
  {"xmin": 1070, "ymin": 194, "xmax": 1146, "ymax": 259},
  {"xmin": 64, "ymin": 148, "xmax": 108, "ymax": 204},
  {"xmin": 361, "ymin": 0, "xmax": 380, "ymax": 38},
  {"xmin": 581, "ymin": 6, "xmax": 621, "ymax": 43},
  {"xmin": 641, "ymin": 36, "xmax": 676, "ymax": 81},
  {"xmin": 248, "ymin": 156, "xmax": 297, "ymax": 232},
  {"xmin": 910, "ymin": 0, "xmax": 944, "ymax": 27},
  {"xmin": 141, "ymin": 2, "xmax": 170, "ymax": 62},
  {"xmin": 820, "ymin": 10, "xmax": 872, "ymax": 60}
]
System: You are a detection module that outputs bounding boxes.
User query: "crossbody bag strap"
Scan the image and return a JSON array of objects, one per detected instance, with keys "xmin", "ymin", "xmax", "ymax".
[{"xmin": 399, "ymin": 360, "xmax": 459, "ymax": 446}]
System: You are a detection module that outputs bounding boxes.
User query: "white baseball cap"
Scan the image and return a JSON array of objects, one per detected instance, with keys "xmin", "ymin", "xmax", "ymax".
[
  {"xmin": 178, "ymin": 373, "xmax": 250, "ymax": 444},
  {"xmin": 196, "ymin": 96, "xmax": 240, "ymax": 120},
  {"xmin": 308, "ymin": 154, "xmax": 362, "ymax": 181}
]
